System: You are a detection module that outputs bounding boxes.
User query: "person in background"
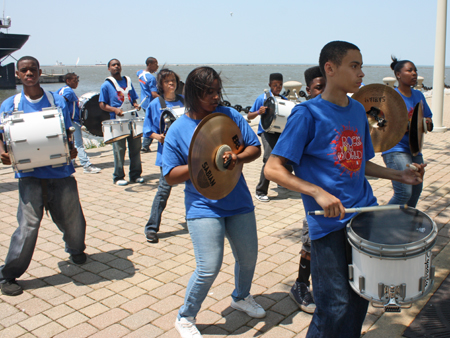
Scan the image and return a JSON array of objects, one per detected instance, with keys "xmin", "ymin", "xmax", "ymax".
[
  {"xmin": 58, "ymin": 72, "xmax": 101, "ymax": 174},
  {"xmin": 99, "ymin": 59, "xmax": 144, "ymax": 186},
  {"xmin": 163, "ymin": 67, "xmax": 265, "ymax": 338},
  {"xmin": 137, "ymin": 57, "xmax": 159, "ymax": 153},
  {"xmin": 247, "ymin": 73, "xmax": 292, "ymax": 202},
  {"xmin": 382, "ymin": 56, "xmax": 433, "ymax": 207},
  {"xmin": 289, "ymin": 66, "xmax": 325, "ymax": 314},
  {"xmin": 0, "ymin": 56, "xmax": 87, "ymax": 296},
  {"xmin": 143, "ymin": 69, "xmax": 184, "ymax": 244}
]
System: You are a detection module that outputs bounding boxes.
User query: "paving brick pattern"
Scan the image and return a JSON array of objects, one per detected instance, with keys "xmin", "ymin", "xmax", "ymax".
[{"xmin": 0, "ymin": 110, "xmax": 449, "ymax": 338}]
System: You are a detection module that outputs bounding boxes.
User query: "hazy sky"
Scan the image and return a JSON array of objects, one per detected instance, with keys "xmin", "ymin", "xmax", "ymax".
[{"xmin": 3, "ymin": 0, "xmax": 449, "ymax": 67}]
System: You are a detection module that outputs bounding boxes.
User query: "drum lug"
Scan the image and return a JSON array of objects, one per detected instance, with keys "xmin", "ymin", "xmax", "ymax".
[
  {"xmin": 399, "ymin": 283, "xmax": 407, "ymax": 299},
  {"xmin": 359, "ymin": 276, "xmax": 365, "ymax": 293},
  {"xmin": 378, "ymin": 283, "xmax": 385, "ymax": 299},
  {"xmin": 431, "ymin": 265, "xmax": 435, "ymax": 280},
  {"xmin": 50, "ymin": 154, "xmax": 64, "ymax": 159},
  {"xmin": 348, "ymin": 265, "xmax": 354, "ymax": 281}
]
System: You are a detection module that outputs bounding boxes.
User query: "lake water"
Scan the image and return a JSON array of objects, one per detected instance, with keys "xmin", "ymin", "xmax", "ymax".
[{"xmin": 1, "ymin": 64, "xmax": 448, "ymax": 108}]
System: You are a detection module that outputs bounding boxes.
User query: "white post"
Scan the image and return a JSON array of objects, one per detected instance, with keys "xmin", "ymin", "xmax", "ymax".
[{"xmin": 432, "ymin": 0, "xmax": 448, "ymax": 132}]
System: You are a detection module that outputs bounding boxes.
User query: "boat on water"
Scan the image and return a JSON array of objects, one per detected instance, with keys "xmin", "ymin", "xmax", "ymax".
[{"xmin": 0, "ymin": 16, "xmax": 29, "ymax": 89}]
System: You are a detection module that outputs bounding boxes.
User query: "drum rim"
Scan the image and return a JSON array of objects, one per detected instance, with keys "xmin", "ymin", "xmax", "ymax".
[
  {"xmin": 102, "ymin": 120, "xmax": 131, "ymax": 125},
  {"xmin": 346, "ymin": 208, "xmax": 437, "ymax": 258}
]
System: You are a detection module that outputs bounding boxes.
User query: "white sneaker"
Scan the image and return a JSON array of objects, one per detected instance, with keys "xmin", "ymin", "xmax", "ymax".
[
  {"xmin": 231, "ymin": 295, "xmax": 266, "ymax": 318},
  {"xmin": 83, "ymin": 165, "xmax": 101, "ymax": 174},
  {"xmin": 134, "ymin": 177, "xmax": 145, "ymax": 183},
  {"xmin": 255, "ymin": 194, "xmax": 270, "ymax": 202},
  {"xmin": 175, "ymin": 317, "xmax": 202, "ymax": 338},
  {"xmin": 115, "ymin": 180, "xmax": 128, "ymax": 186}
]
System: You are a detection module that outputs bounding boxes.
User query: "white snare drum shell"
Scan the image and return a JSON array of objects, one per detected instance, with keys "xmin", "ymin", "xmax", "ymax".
[
  {"xmin": 131, "ymin": 118, "xmax": 144, "ymax": 138},
  {"xmin": 347, "ymin": 208, "xmax": 437, "ymax": 308},
  {"xmin": 4, "ymin": 109, "xmax": 70, "ymax": 172},
  {"xmin": 102, "ymin": 119, "xmax": 131, "ymax": 144},
  {"xmin": 261, "ymin": 97, "xmax": 296, "ymax": 133}
]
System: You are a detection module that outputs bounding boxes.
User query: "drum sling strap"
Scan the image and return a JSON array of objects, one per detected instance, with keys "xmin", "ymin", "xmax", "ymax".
[
  {"xmin": 14, "ymin": 91, "xmax": 55, "ymax": 216},
  {"xmin": 106, "ymin": 76, "xmax": 134, "ymax": 111},
  {"xmin": 58, "ymin": 86, "xmax": 77, "ymax": 120},
  {"xmin": 158, "ymin": 95, "xmax": 184, "ymax": 110}
]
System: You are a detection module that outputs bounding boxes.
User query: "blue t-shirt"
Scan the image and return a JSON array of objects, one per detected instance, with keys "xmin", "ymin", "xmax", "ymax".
[
  {"xmin": 58, "ymin": 85, "xmax": 80, "ymax": 122},
  {"xmin": 136, "ymin": 70, "xmax": 157, "ymax": 111},
  {"xmin": 272, "ymin": 95, "xmax": 377, "ymax": 240},
  {"xmin": 382, "ymin": 88, "xmax": 432, "ymax": 155},
  {"xmin": 250, "ymin": 91, "xmax": 287, "ymax": 135},
  {"xmin": 0, "ymin": 90, "xmax": 75, "ymax": 179},
  {"xmin": 162, "ymin": 106, "xmax": 260, "ymax": 219},
  {"xmin": 145, "ymin": 96, "xmax": 184, "ymax": 167},
  {"xmin": 99, "ymin": 77, "xmax": 139, "ymax": 119}
]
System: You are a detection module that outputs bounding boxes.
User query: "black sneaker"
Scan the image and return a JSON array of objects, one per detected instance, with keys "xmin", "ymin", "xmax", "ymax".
[
  {"xmin": 70, "ymin": 253, "xmax": 87, "ymax": 265},
  {"xmin": 1, "ymin": 280, "xmax": 23, "ymax": 296},
  {"xmin": 146, "ymin": 231, "xmax": 159, "ymax": 243},
  {"xmin": 140, "ymin": 148, "xmax": 150, "ymax": 153},
  {"xmin": 290, "ymin": 281, "xmax": 316, "ymax": 314}
]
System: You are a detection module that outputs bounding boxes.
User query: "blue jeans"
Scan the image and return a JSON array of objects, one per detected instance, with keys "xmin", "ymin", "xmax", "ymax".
[
  {"xmin": 178, "ymin": 211, "xmax": 258, "ymax": 319},
  {"xmin": 112, "ymin": 135, "xmax": 142, "ymax": 182},
  {"xmin": 0, "ymin": 177, "xmax": 86, "ymax": 282},
  {"xmin": 141, "ymin": 137, "xmax": 153, "ymax": 150},
  {"xmin": 72, "ymin": 121, "xmax": 91, "ymax": 168},
  {"xmin": 382, "ymin": 152, "xmax": 423, "ymax": 207},
  {"xmin": 307, "ymin": 229, "xmax": 368, "ymax": 338},
  {"xmin": 145, "ymin": 167, "xmax": 172, "ymax": 233}
]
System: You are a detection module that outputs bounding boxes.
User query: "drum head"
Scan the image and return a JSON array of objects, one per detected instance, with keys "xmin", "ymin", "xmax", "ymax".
[
  {"xmin": 350, "ymin": 208, "xmax": 433, "ymax": 245},
  {"xmin": 261, "ymin": 97, "xmax": 276, "ymax": 131},
  {"xmin": 80, "ymin": 93, "xmax": 110, "ymax": 137}
]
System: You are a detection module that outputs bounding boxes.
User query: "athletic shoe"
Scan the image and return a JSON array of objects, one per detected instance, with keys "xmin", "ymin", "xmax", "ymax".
[
  {"xmin": 70, "ymin": 253, "xmax": 87, "ymax": 265},
  {"xmin": 146, "ymin": 231, "xmax": 159, "ymax": 243},
  {"xmin": 140, "ymin": 148, "xmax": 150, "ymax": 153},
  {"xmin": 290, "ymin": 281, "xmax": 316, "ymax": 314},
  {"xmin": 231, "ymin": 295, "xmax": 266, "ymax": 318},
  {"xmin": 83, "ymin": 165, "xmax": 101, "ymax": 174},
  {"xmin": 115, "ymin": 180, "xmax": 128, "ymax": 186},
  {"xmin": 175, "ymin": 317, "xmax": 202, "ymax": 338},
  {"xmin": 134, "ymin": 177, "xmax": 145, "ymax": 183},
  {"xmin": 255, "ymin": 194, "xmax": 270, "ymax": 202},
  {"xmin": 1, "ymin": 280, "xmax": 23, "ymax": 296}
]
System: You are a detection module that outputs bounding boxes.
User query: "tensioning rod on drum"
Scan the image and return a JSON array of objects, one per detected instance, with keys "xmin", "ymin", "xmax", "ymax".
[{"xmin": 307, "ymin": 204, "xmax": 407, "ymax": 216}]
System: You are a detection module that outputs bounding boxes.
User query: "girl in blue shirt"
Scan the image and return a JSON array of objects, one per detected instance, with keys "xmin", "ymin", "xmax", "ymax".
[
  {"xmin": 162, "ymin": 67, "xmax": 264, "ymax": 337},
  {"xmin": 382, "ymin": 57, "xmax": 433, "ymax": 207}
]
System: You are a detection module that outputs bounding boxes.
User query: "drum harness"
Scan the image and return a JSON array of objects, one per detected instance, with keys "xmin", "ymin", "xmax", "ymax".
[
  {"xmin": 106, "ymin": 76, "xmax": 135, "ymax": 113},
  {"xmin": 13, "ymin": 91, "xmax": 56, "ymax": 216}
]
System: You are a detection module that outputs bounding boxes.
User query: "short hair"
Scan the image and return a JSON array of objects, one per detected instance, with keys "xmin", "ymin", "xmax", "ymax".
[
  {"xmin": 319, "ymin": 41, "xmax": 360, "ymax": 78},
  {"xmin": 156, "ymin": 68, "xmax": 180, "ymax": 96},
  {"xmin": 304, "ymin": 66, "xmax": 323, "ymax": 87},
  {"xmin": 16, "ymin": 56, "xmax": 40, "ymax": 70},
  {"xmin": 107, "ymin": 58, "xmax": 120, "ymax": 68},
  {"xmin": 390, "ymin": 56, "xmax": 415, "ymax": 77},
  {"xmin": 269, "ymin": 73, "xmax": 283, "ymax": 82},
  {"xmin": 146, "ymin": 57, "xmax": 157, "ymax": 65},
  {"xmin": 184, "ymin": 66, "xmax": 223, "ymax": 113},
  {"xmin": 64, "ymin": 72, "xmax": 77, "ymax": 83}
]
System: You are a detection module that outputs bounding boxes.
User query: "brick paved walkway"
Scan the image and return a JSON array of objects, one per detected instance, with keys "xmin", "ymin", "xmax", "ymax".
[{"xmin": 0, "ymin": 109, "xmax": 449, "ymax": 338}]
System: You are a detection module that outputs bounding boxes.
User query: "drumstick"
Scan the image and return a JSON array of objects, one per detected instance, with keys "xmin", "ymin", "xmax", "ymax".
[
  {"xmin": 406, "ymin": 163, "xmax": 418, "ymax": 172},
  {"xmin": 307, "ymin": 204, "xmax": 407, "ymax": 216},
  {"xmin": 139, "ymin": 96, "xmax": 148, "ymax": 109}
]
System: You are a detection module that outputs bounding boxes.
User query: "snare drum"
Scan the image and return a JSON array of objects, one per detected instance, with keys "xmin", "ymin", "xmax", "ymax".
[
  {"xmin": 131, "ymin": 117, "xmax": 144, "ymax": 138},
  {"xmin": 160, "ymin": 107, "xmax": 185, "ymax": 135},
  {"xmin": 79, "ymin": 92, "xmax": 110, "ymax": 137},
  {"xmin": 117, "ymin": 109, "xmax": 138, "ymax": 121},
  {"xmin": 347, "ymin": 208, "xmax": 437, "ymax": 312},
  {"xmin": 2, "ymin": 108, "xmax": 70, "ymax": 172},
  {"xmin": 261, "ymin": 97, "xmax": 296, "ymax": 133},
  {"xmin": 102, "ymin": 119, "xmax": 131, "ymax": 144}
]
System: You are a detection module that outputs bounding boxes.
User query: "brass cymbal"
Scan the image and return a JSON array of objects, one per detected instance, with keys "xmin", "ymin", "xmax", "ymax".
[
  {"xmin": 409, "ymin": 101, "xmax": 424, "ymax": 156},
  {"xmin": 188, "ymin": 113, "xmax": 245, "ymax": 200},
  {"xmin": 352, "ymin": 84, "xmax": 408, "ymax": 152}
]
